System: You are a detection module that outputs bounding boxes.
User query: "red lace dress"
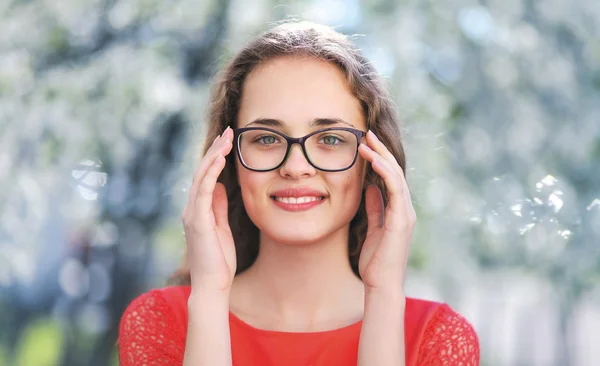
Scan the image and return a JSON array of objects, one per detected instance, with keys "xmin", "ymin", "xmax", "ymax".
[{"xmin": 118, "ymin": 286, "xmax": 479, "ymax": 365}]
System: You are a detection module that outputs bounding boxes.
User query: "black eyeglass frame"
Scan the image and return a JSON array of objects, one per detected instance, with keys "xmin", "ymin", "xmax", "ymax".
[{"xmin": 233, "ymin": 127, "xmax": 367, "ymax": 172}]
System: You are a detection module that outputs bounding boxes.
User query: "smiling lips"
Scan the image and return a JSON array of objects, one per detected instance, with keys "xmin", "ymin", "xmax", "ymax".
[
  {"xmin": 274, "ymin": 196, "xmax": 323, "ymax": 203},
  {"xmin": 270, "ymin": 187, "xmax": 327, "ymax": 212}
]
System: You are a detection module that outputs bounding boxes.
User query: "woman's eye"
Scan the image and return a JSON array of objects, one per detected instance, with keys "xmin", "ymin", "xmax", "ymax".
[
  {"xmin": 258, "ymin": 135, "xmax": 278, "ymax": 144},
  {"xmin": 321, "ymin": 135, "xmax": 342, "ymax": 145}
]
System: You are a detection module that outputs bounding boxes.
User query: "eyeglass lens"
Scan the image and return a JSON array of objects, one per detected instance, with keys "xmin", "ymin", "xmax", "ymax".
[{"xmin": 238, "ymin": 129, "xmax": 359, "ymax": 171}]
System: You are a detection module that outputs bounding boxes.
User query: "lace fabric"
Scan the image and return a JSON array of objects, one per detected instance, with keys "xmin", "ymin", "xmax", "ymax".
[
  {"xmin": 417, "ymin": 304, "xmax": 480, "ymax": 365},
  {"xmin": 118, "ymin": 290, "xmax": 185, "ymax": 365}
]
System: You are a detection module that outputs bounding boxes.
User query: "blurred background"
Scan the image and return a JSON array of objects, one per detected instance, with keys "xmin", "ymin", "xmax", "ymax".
[{"xmin": 0, "ymin": 0, "xmax": 599, "ymax": 365}]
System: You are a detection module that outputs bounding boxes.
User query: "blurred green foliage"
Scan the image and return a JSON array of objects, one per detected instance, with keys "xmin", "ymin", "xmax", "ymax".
[{"xmin": 14, "ymin": 318, "xmax": 62, "ymax": 366}]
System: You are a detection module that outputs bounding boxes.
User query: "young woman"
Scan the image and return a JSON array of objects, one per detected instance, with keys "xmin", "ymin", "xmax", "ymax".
[{"xmin": 118, "ymin": 21, "xmax": 479, "ymax": 365}]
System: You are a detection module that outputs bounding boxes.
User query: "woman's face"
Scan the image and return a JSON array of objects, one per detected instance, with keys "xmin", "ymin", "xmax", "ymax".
[{"xmin": 236, "ymin": 56, "xmax": 367, "ymax": 244}]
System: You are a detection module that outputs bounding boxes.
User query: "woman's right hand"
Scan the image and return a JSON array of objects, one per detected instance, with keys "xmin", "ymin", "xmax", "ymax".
[{"xmin": 182, "ymin": 126, "xmax": 236, "ymax": 294}]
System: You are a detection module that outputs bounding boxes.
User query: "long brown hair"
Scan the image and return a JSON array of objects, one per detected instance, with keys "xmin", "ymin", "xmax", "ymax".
[{"xmin": 170, "ymin": 20, "xmax": 406, "ymax": 285}]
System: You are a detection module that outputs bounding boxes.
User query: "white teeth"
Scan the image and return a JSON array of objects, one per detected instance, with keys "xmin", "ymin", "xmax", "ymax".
[{"xmin": 275, "ymin": 196, "xmax": 322, "ymax": 204}]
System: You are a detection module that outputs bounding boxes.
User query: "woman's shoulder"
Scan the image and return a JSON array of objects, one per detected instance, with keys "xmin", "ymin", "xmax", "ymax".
[
  {"xmin": 405, "ymin": 296, "xmax": 480, "ymax": 365},
  {"xmin": 405, "ymin": 296, "xmax": 444, "ymax": 314},
  {"xmin": 404, "ymin": 296, "xmax": 447, "ymax": 330},
  {"xmin": 118, "ymin": 286, "xmax": 191, "ymax": 365},
  {"xmin": 147, "ymin": 285, "xmax": 192, "ymax": 307},
  {"xmin": 121, "ymin": 285, "xmax": 192, "ymax": 325},
  {"xmin": 408, "ymin": 297, "xmax": 478, "ymax": 343},
  {"xmin": 405, "ymin": 296, "xmax": 475, "ymax": 328}
]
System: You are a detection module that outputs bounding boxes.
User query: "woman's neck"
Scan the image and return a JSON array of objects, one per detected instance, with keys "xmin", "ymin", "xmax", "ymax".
[{"xmin": 229, "ymin": 226, "xmax": 365, "ymax": 332}]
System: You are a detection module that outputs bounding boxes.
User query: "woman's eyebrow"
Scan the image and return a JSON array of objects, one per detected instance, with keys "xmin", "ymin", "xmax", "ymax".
[
  {"xmin": 245, "ymin": 117, "xmax": 355, "ymax": 128},
  {"xmin": 246, "ymin": 118, "xmax": 282, "ymax": 127},
  {"xmin": 310, "ymin": 118, "xmax": 355, "ymax": 128}
]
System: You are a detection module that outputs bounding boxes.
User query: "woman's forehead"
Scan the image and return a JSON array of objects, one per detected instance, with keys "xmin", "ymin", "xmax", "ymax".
[{"xmin": 237, "ymin": 57, "xmax": 366, "ymax": 131}]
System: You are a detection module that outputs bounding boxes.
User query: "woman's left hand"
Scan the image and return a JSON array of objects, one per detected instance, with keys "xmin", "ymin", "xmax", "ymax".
[{"xmin": 357, "ymin": 130, "xmax": 416, "ymax": 294}]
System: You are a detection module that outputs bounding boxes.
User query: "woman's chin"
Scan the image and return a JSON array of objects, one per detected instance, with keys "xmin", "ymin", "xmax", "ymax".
[{"xmin": 261, "ymin": 225, "xmax": 327, "ymax": 246}]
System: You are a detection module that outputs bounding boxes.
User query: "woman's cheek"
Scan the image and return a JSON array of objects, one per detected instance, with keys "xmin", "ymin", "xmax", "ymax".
[{"xmin": 331, "ymin": 171, "xmax": 363, "ymax": 214}]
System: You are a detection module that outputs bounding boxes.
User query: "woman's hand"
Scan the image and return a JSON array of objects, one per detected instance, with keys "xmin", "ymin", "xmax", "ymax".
[
  {"xmin": 182, "ymin": 126, "xmax": 236, "ymax": 294},
  {"xmin": 357, "ymin": 130, "xmax": 416, "ymax": 294}
]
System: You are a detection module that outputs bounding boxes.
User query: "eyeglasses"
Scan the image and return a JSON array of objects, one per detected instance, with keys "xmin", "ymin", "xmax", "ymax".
[{"xmin": 233, "ymin": 127, "xmax": 366, "ymax": 172}]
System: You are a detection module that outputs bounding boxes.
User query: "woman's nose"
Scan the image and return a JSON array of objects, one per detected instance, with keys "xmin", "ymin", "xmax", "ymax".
[{"xmin": 279, "ymin": 144, "xmax": 317, "ymax": 178}]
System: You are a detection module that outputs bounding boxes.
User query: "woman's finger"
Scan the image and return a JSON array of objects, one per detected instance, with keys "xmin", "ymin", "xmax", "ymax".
[
  {"xmin": 197, "ymin": 153, "xmax": 227, "ymax": 215},
  {"xmin": 359, "ymin": 143, "xmax": 403, "ymax": 198},
  {"xmin": 187, "ymin": 128, "xmax": 232, "ymax": 212},
  {"xmin": 358, "ymin": 143, "xmax": 408, "ymax": 223},
  {"xmin": 363, "ymin": 131, "xmax": 416, "ymax": 215},
  {"xmin": 366, "ymin": 130, "xmax": 403, "ymax": 177},
  {"xmin": 186, "ymin": 135, "xmax": 219, "ymax": 209},
  {"xmin": 212, "ymin": 182, "xmax": 230, "ymax": 232},
  {"xmin": 365, "ymin": 184, "xmax": 384, "ymax": 235}
]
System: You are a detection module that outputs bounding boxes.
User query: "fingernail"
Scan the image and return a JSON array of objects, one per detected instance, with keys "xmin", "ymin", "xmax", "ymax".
[
  {"xmin": 224, "ymin": 126, "xmax": 231, "ymax": 134},
  {"xmin": 368, "ymin": 130, "xmax": 379, "ymax": 141}
]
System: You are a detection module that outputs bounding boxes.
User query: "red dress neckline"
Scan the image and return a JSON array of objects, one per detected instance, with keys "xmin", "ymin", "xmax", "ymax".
[{"xmin": 228, "ymin": 309, "xmax": 364, "ymax": 336}]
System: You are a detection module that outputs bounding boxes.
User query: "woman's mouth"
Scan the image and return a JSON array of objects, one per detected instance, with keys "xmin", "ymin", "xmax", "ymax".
[{"xmin": 270, "ymin": 195, "xmax": 326, "ymax": 212}]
